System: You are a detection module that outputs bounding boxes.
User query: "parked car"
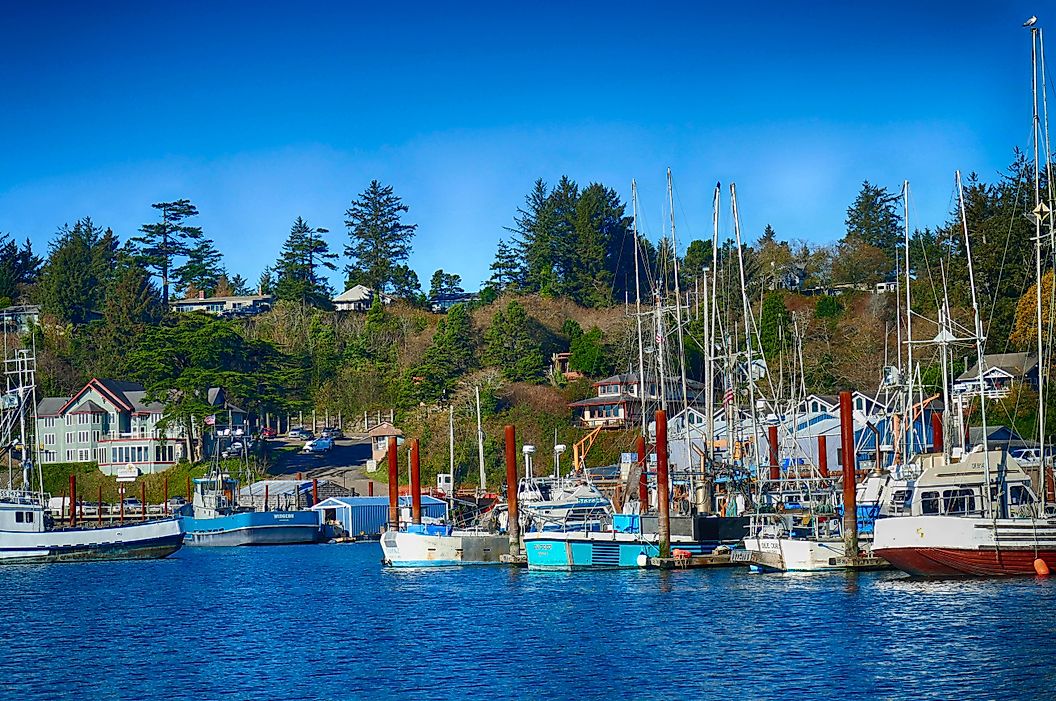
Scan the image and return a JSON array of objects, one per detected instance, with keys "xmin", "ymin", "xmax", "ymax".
[
  {"xmin": 261, "ymin": 427, "xmax": 277, "ymax": 439},
  {"xmin": 321, "ymin": 427, "xmax": 344, "ymax": 440},
  {"xmin": 121, "ymin": 497, "xmax": 143, "ymax": 512},
  {"xmin": 302, "ymin": 437, "xmax": 334, "ymax": 454},
  {"xmin": 287, "ymin": 427, "xmax": 308, "ymax": 439}
]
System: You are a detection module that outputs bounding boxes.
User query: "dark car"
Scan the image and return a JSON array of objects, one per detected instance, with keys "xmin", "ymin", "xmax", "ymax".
[{"xmin": 261, "ymin": 427, "xmax": 277, "ymax": 439}]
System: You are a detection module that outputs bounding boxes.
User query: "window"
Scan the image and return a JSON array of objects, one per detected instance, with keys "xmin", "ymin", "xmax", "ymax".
[
  {"xmin": 78, "ymin": 449, "xmax": 89, "ymax": 462},
  {"xmin": 920, "ymin": 491, "xmax": 941, "ymax": 515},
  {"xmin": 66, "ymin": 431, "xmax": 75, "ymax": 444},
  {"xmin": 98, "ymin": 448, "xmax": 106, "ymax": 464},
  {"xmin": 78, "ymin": 413, "xmax": 90, "ymax": 425},
  {"xmin": 92, "ymin": 413, "xmax": 100, "ymax": 424},
  {"xmin": 66, "ymin": 450, "xmax": 74, "ymax": 462},
  {"xmin": 44, "ymin": 417, "xmax": 55, "ymax": 428},
  {"xmin": 92, "ymin": 431, "xmax": 100, "ymax": 442},
  {"xmin": 78, "ymin": 431, "xmax": 89, "ymax": 443},
  {"xmin": 65, "ymin": 415, "xmax": 73, "ymax": 426},
  {"xmin": 44, "ymin": 433, "xmax": 55, "ymax": 446},
  {"xmin": 15, "ymin": 512, "xmax": 23, "ymax": 523},
  {"xmin": 1009, "ymin": 485, "xmax": 1032, "ymax": 506},
  {"xmin": 890, "ymin": 489, "xmax": 913, "ymax": 514},
  {"xmin": 26, "ymin": 511, "xmax": 33, "ymax": 523},
  {"xmin": 943, "ymin": 488, "xmax": 976, "ymax": 515}
]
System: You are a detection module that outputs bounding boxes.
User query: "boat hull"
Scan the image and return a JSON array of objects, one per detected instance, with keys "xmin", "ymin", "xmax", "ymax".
[
  {"xmin": 0, "ymin": 519, "xmax": 184, "ymax": 564},
  {"xmin": 742, "ymin": 536, "xmax": 847, "ymax": 572},
  {"xmin": 873, "ymin": 515, "xmax": 1056, "ymax": 577},
  {"xmin": 524, "ymin": 531, "xmax": 661, "ymax": 570},
  {"xmin": 181, "ymin": 511, "xmax": 321, "ymax": 546},
  {"xmin": 380, "ymin": 529, "xmax": 509, "ymax": 567}
]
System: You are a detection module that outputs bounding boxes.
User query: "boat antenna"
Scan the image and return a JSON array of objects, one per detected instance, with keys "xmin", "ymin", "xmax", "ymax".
[{"xmin": 632, "ymin": 180, "xmax": 648, "ymax": 439}]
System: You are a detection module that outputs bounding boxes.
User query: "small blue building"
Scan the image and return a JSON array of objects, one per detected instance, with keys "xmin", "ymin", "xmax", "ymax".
[{"xmin": 311, "ymin": 496, "xmax": 448, "ymax": 537}]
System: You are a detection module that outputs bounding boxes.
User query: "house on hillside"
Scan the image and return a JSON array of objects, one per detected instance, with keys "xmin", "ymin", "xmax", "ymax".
[
  {"xmin": 952, "ymin": 352, "xmax": 1039, "ymax": 400},
  {"xmin": 366, "ymin": 422, "xmax": 404, "ymax": 467},
  {"xmin": 35, "ymin": 379, "xmax": 245, "ymax": 474},
  {"xmin": 333, "ymin": 285, "xmax": 393, "ymax": 312},
  {"xmin": 172, "ymin": 291, "xmax": 272, "ymax": 317},
  {"xmin": 429, "ymin": 291, "xmax": 478, "ymax": 313},
  {"xmin": 568, "ymin": 373, "xmax": 707, "ymax": 430}
]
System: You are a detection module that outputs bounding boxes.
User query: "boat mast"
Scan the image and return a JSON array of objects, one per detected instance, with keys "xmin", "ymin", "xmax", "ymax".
[
  {"xmin": 475, "ymin": 385, "xmax": 486, "ymax": 493},
  {"xmin": 903, "ymin": 180, "xmax": 914, "ymax": 462},
  {"xmin": 705, "ymin": 183, "xmax": 720, "ymax": 467},
  {"xmin": 1031, "ymin": 24, "xmax": 1048, "ymax": 504},
  {"xmin": 632, "ymin": 180, "xmax": 648, "ymax": 438},
  {"xmin": 956, "ymin": 170, "xmax": 994, "ymax": 516},
  {"xmin": 667, "ymin": 169, "xmax": 694, "ymax": 502},
  {"xmin": 731, "ymin": 183, "xmax": 762, "ymax": 479}
]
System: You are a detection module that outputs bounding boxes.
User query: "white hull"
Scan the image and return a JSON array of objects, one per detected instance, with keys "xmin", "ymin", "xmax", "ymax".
[
  {"xmin": 743, "ymin": 535, "xmax": 847, "ymax": 572},
  {"xmin": 0, "ymin": 518, "xmax": 184, "ymax": 563},
  {"xmin": 381, "ymin": 529, "xmax": 509, "ymax": 567}
]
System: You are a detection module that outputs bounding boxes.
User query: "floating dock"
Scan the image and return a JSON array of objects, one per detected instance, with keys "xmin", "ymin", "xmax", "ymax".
[{"xmin": 648, "ymin": 552, "xmax": 741, "ymax": 569}]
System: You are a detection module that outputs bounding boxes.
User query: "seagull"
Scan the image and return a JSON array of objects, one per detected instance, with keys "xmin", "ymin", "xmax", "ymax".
[{"xmin": 1025, "ymin": 16, "xmax": 1038, "ymax": 27}]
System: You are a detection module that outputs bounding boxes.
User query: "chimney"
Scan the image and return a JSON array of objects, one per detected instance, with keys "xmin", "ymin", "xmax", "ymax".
[{"xmin": 198, "ymin": 290, "xmax": 206, "ymax": 300}]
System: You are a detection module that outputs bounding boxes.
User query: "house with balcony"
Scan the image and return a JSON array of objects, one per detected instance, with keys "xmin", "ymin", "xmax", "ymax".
[
  {"xmin": 952, "ymin": 352, "xmax": 1039, "ymax": 400},
  {"xmin": 35, "ymin": 378, "xmax": 244, "ymax": 475},
  {"xmin": 333, "ymin": 285, "xmax": 394, "ymax": 312},
  {"xmin": 568, "ymin": 373, "xmax": 707, "ymax": 430}
]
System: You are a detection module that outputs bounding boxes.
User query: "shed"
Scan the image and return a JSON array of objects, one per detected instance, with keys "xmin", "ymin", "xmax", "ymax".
[
  {"xmin": 311, "ymin": 495, "xmax": 447, "ymax": 537},
  {"xmin": 239, "ymin": 479, "xmax": 350, "ymax": 510}
]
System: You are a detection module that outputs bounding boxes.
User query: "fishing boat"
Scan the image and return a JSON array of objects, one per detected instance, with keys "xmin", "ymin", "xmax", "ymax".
[
  {"xmin": 178, "ymin": 473, "xmax": 321, "ymax": 546},
  {"xmin": 0, "ymin": 336, "xmax": 183, "ymax": 563}
]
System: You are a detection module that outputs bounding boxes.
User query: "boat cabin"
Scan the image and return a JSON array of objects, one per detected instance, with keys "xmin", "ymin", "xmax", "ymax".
[
  {"xmin": 904, "ymin": 450, "xmax": 1040, "ymax": 518},
  {"xmin": 0, "ymin": 491, "xmax": 45, "ymax": 533}
]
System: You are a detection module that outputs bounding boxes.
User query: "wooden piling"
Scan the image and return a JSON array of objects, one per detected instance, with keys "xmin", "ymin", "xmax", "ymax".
[
  {"xmin": 818, "ymin": 435, "xmax": 829, "ymax": 477},
  {"xmin": 368, "ymin": 481, "xmax": 374, "ymax": 497},
  {"xmin": 768, "ymin": 424, "xmax": 780, "ymax": 481},
  {"xmin": 97, "ymin": 485, "xmax": 102, "ymax": 527},
  {"xmin": 410, "ymin": 438, "xmax": 422, "ymax": 524},
  {"xmin": 264, "ymin": 484, "xmax": 269, "ymax": 511},
  {"xmin": 655, "ymin": 410, "xmax": 671, "ymax": 558},
  {"xmin": 839, "ymin": 390, "xmax": 859, "ymax": 556},
  {"xmin": 505, "ymin": 425, "xmax": 520, "ymax": 555},
  {"xmin": 636, "ymin": 434, "xmax": 648, "ymax": 511},
  {"xmin": 312, "ymin": 478, "xmax": 319, "ymax": 507},
  {"xmin": 387, "ymin": 436, "xmax": 399, "ymax": 529}
]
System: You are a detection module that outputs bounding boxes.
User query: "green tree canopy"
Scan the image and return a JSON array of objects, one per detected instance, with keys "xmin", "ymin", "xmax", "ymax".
[
  {"xmin": 132, "ymin": 199, "xmax": 204, "ymax": 305},
  {"xmin": 36, "ymin": 218, "xmax": 115, "ymax": 324},
  {"xmin": 274, "ymin": 216, "xmax": 338, "ymax": 308},
  {"xmin": 344, "ymin": 181, "xmax": 417, "ymax": 294},
  {"xmin": 483, "ymin": 300, "xmax": 544, "ymax": 382}
]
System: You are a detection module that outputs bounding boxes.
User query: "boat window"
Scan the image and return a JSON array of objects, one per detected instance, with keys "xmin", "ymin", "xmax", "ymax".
[
  {"xmin": 892, "ymin": 489, "xmax": 913, "ymax": 511},
  {"xmin": 15, "ymin": 511, "xmax": 24, "ymax": 523},
  {"xmin": 920, "ymin": 491, "xmax": 941, "ymax": 514},
  {"xmin": 1009, "ymin": 485, "xmax": 1032, "ymax": 506},
  {"xmin": 942, "ymin": 488, "xmax": 975, "ymax": 515},
  {"xmin": 26, "ymin": 511, "xmax": 33, "ymax": 523}
]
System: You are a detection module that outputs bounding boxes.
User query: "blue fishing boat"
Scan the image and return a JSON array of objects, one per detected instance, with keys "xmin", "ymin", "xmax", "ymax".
[{"xmin": 177, "ymin": 474, "xmax": 321, "ymax": 546}]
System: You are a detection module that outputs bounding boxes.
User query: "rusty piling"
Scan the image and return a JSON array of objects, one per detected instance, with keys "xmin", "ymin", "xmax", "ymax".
[
  {"xmin": 931, "ymin": 411, "xmax": 944, "ymax": 454},
  {"xmin": 387, "ymin": 436, "xmax": 399, "ymax": 530},
  {"xmin": 839, "ymin": 390, "xmax": 859, "ymax": 557},
  {"xmin": 656, "ymin": 410, "xmax": 671, "ymax": 558},
  {"xmin": 69, "ymin": 474, "xmax": 77, "ymax": 527},
  {"xmin": 768, "ymin": 424, "xmax": 780, "ymax": 481},
  {"xmin": 818, "ymin": 435, "xmax": 829, "ymax": 478},
  {"xmin": 411, "ymin": 438, "xmax": 422, "ymax": 525}
]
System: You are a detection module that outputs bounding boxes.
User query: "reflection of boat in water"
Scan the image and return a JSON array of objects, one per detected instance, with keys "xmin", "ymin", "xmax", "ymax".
[{"xmin": 178, "ymin": 474, "xmax": 320, "ymax": 546}]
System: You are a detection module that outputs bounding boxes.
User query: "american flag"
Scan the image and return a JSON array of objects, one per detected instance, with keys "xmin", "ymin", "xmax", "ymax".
[
  {"xmin": 723, "ymin": 388, "xmax": 735, "ymax": 406},
  {"xmin": 204, "ymin": 415, "xmax": 216, "ymax": 425}
]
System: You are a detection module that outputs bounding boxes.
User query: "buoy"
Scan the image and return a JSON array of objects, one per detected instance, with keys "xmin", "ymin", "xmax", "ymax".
[
  {"xmin": 1034, "ymin": 558, "xmax": 1050, "ymax": 576},
  {"xmin": 636, "ymin": 553, "xmax": 649, "ymax": 568}
]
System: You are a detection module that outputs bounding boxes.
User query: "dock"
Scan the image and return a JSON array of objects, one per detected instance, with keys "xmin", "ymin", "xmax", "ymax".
[
  {"xmin": 500, "ymin": 553, "xmax": 527, "ymax": 567},
  {"xmin": 648, "ymin": 552, "xmax": 741, "ymax": 569}
]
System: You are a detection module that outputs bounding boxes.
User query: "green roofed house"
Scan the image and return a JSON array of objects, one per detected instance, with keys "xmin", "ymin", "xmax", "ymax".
[{"xmin": 35, "ymin": 378, "xmax": 244, "ymax": 475}]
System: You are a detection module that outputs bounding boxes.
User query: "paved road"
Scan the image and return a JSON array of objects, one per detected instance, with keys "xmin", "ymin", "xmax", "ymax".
[{"xmin": 265, "ymin": 437, "xmax": 384, "ymax": 496}]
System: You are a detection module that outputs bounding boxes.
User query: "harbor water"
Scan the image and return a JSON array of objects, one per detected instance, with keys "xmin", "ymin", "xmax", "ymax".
[{"xmin": 2, "ymin": 545, "xmax": 1055, "ymax": 700}]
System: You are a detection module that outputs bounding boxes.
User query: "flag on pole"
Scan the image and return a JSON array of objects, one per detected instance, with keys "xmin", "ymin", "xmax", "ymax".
[
  {"xmin": 723, "ymin": 388, "xmax": 734, "ymax": 406},
  {"xmin": 204, "ymin": 415, "xmax": 216, "ymax": 425}
]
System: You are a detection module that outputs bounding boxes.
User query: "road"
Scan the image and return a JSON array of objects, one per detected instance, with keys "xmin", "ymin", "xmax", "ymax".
[{"xmin": 265, "ymin": 436, "xmax": 384, "ymax": 497}]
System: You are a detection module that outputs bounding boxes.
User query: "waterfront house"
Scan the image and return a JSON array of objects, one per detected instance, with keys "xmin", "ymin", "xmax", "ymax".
[
  {"xmin": 333, "ymin": 285, "xmax": 394, "ymax": 312},
  {"xmin": 172, "ymin": 291, "xmax": 273, "ymax": 317},
  {"xmin": 568, "ymin": 373, "xmax": 707, "ymax": 430},
  {"xmin": 952, "ymin": 352, "xmax": 1039, "ymax": 400},
  {"xmin": 35, "ymin": 379, "xmax": 244, "ymax": 475}
]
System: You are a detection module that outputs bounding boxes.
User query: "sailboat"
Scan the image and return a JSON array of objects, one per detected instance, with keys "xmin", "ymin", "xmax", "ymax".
[{"xmin": 0, "ymin": 332, "xmax": 183, "ymax": 563}]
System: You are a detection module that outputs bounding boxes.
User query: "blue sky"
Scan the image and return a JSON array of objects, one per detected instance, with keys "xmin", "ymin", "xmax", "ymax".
[{"xmin": 0, "ymin": 1, "xmax": 1044, "ymax": 292}]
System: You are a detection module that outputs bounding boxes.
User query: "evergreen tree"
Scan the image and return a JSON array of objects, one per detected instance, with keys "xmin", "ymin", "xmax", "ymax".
[
  {"xmin": 483, "ymin": 300, "xmax": 544, "ymax": 382},
  {"xmin": 507, "ymin": 179, "xmax": 554, "ymax": 295},
  {"xmin": 229, "ymin": 274, "xmax": 253, "ymax": 296},
  {"xmin": 389, "ymin": 264, "xmax": 423, "ymax": 302},
  {"xmin": 258, "ymin": 267, "xmax": 275, "ymax": 295},
  {"xmin": 759, "ymin": 292, "xmax": 791, "ymax": 359},
  {"xmin": 0, "ymin": 235, "xmax": 40, "ymax": 307},
  {"xmin": 569, "ymin": 325, "xmax": 611, "ymax": 377},
  {"xmin": 401, "ymin": 304, "xmax": 476, "ymax": 404},
  {"xmin": 429, "ymin": 269, "xmax": 464, "ymax": 299},
  {"xmin": 132, "ymin": 199, "xmax": 204, "ymax": 305},
  {"xmin": 93, "ymin": 261, "xmax": 164, "ymax": 376},
  {"xmin": 343, "ymin": 181, "xmax": 417, "ymax": 293},
  {"xmin": 36, "ymin": 218, "xmax": 114, "ymax": 324},
  {"xmin": 488, "ymin": 239, "xmax": 525, "ymax": 291},
  {"xmin": 174, "ymin": 238, "xmax": 225, "ymax": 298},
  {"xmin": 845, "ymin": 181, "xmax": 902, "ymax": 252},
  {"xmin": 274, "ymin": 216, "xmax": 338, "ymax": 308}
]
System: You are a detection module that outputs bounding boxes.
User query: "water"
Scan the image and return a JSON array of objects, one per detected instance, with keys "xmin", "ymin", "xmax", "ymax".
[{"xmin": 2, "ymin": 545, "xmax": 1055, "ymax": 701}]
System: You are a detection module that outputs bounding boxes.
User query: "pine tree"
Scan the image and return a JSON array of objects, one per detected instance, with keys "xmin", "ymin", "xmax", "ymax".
[
  {"xmin": 132, "ymin": 199, "xmax": 204, "ymax": 305},
  {"xmin": 400, "ymin": 303, "xmax": 476, "ymax": 405},
  {"xmin": 258, "ymin": 267, "xmax": 275, "ymax": 295},
  {"xmin": 93, "ymin": 262, "xmax": 164, "ymax": 376},
  {"xmin": 36, "ymin": 218, "xmax": 113, "ymax": 324},
  {"xmin": 428, "ymin": 269, "xmax": 464, "ymax": 299},
  {"xmin": 274, "ymin": 217, "xmax": 338, "ymax": 308},
  {"xmin": 174, "ymin": 238, "xmax": 225, "ymax": 298},
  {"xmin": 483, "ymin": 300, "xmax": 544, "ymax": 382},
  {"xmin": 488, "ymin": 239, "xmax": 525, "ymax": 291},
  {"xmin": 0, "ymin": 235, "xmax": 40, "ymax": 307},
  {"xmin": 759, "ymin": 292, "xmax": 791, "ymax": 359},
  {"xmin": 344, "ymin": 181, "xmax": 417, "ymax": 293}
]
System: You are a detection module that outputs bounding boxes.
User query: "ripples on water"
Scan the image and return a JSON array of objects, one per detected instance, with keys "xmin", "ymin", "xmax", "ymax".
[{"xmin": 1, "ymin": 545, "xmax": 1054, "ymax": 701}]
